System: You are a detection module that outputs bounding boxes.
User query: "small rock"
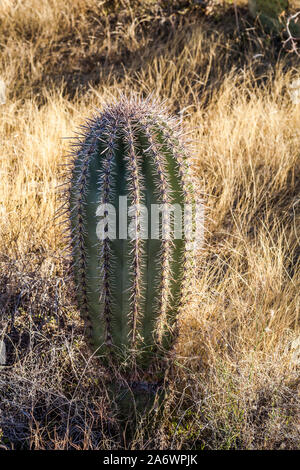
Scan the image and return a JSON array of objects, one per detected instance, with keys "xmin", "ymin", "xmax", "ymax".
[
  {"xmin": 0, "ymin": 340, "xmax": 6, "ymax": 365},
  {"xmin": 0, "ymin": 79, "xmax": 6, "ymax": 105},
  {"xmin": 289, "ymin": 79, "xmax": 300, "ymax": 105}
]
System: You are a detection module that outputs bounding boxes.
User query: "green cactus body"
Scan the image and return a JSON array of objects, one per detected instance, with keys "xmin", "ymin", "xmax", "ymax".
[{"xmin": 66, "ymin": 97, "xmax": 196, "ymax": 370}]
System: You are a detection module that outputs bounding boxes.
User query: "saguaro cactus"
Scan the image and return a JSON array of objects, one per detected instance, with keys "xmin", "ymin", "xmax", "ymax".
[{"xmin": 62, "ymin": 96, "xmax": 197, "ymax": 372}]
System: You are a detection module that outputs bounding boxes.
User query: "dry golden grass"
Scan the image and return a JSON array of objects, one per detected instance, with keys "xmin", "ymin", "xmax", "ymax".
[{"xmin": 0, "ymin": 0, "xmax": 299, "ymax": 449}]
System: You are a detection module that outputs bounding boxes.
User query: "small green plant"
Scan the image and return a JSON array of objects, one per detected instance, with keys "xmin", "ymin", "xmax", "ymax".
[{"xmin": 248, "ymin": 0, "xmax": 289, "ymax": 33}]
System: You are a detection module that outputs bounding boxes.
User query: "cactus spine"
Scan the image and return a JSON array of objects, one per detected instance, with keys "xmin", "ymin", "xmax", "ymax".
[{"xmin": 64, "ymin": 96, "xmax": 196, "ymax": 370}]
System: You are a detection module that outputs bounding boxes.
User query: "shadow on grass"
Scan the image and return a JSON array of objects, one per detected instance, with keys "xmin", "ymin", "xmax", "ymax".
[{"xmin": 5, "ymin": 4, "xmax": 299, "ymax": 104}]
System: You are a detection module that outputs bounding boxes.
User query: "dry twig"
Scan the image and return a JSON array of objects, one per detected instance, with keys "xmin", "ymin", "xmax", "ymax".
[{"xmin": 283, "ymin": 11, "xmax": 300, "ymax": 57}]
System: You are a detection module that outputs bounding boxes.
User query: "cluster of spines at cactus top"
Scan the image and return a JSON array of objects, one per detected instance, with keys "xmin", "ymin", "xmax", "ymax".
[{"xmin": 60, "ymin": 95, "xmax": 197, "ymax": 368}]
